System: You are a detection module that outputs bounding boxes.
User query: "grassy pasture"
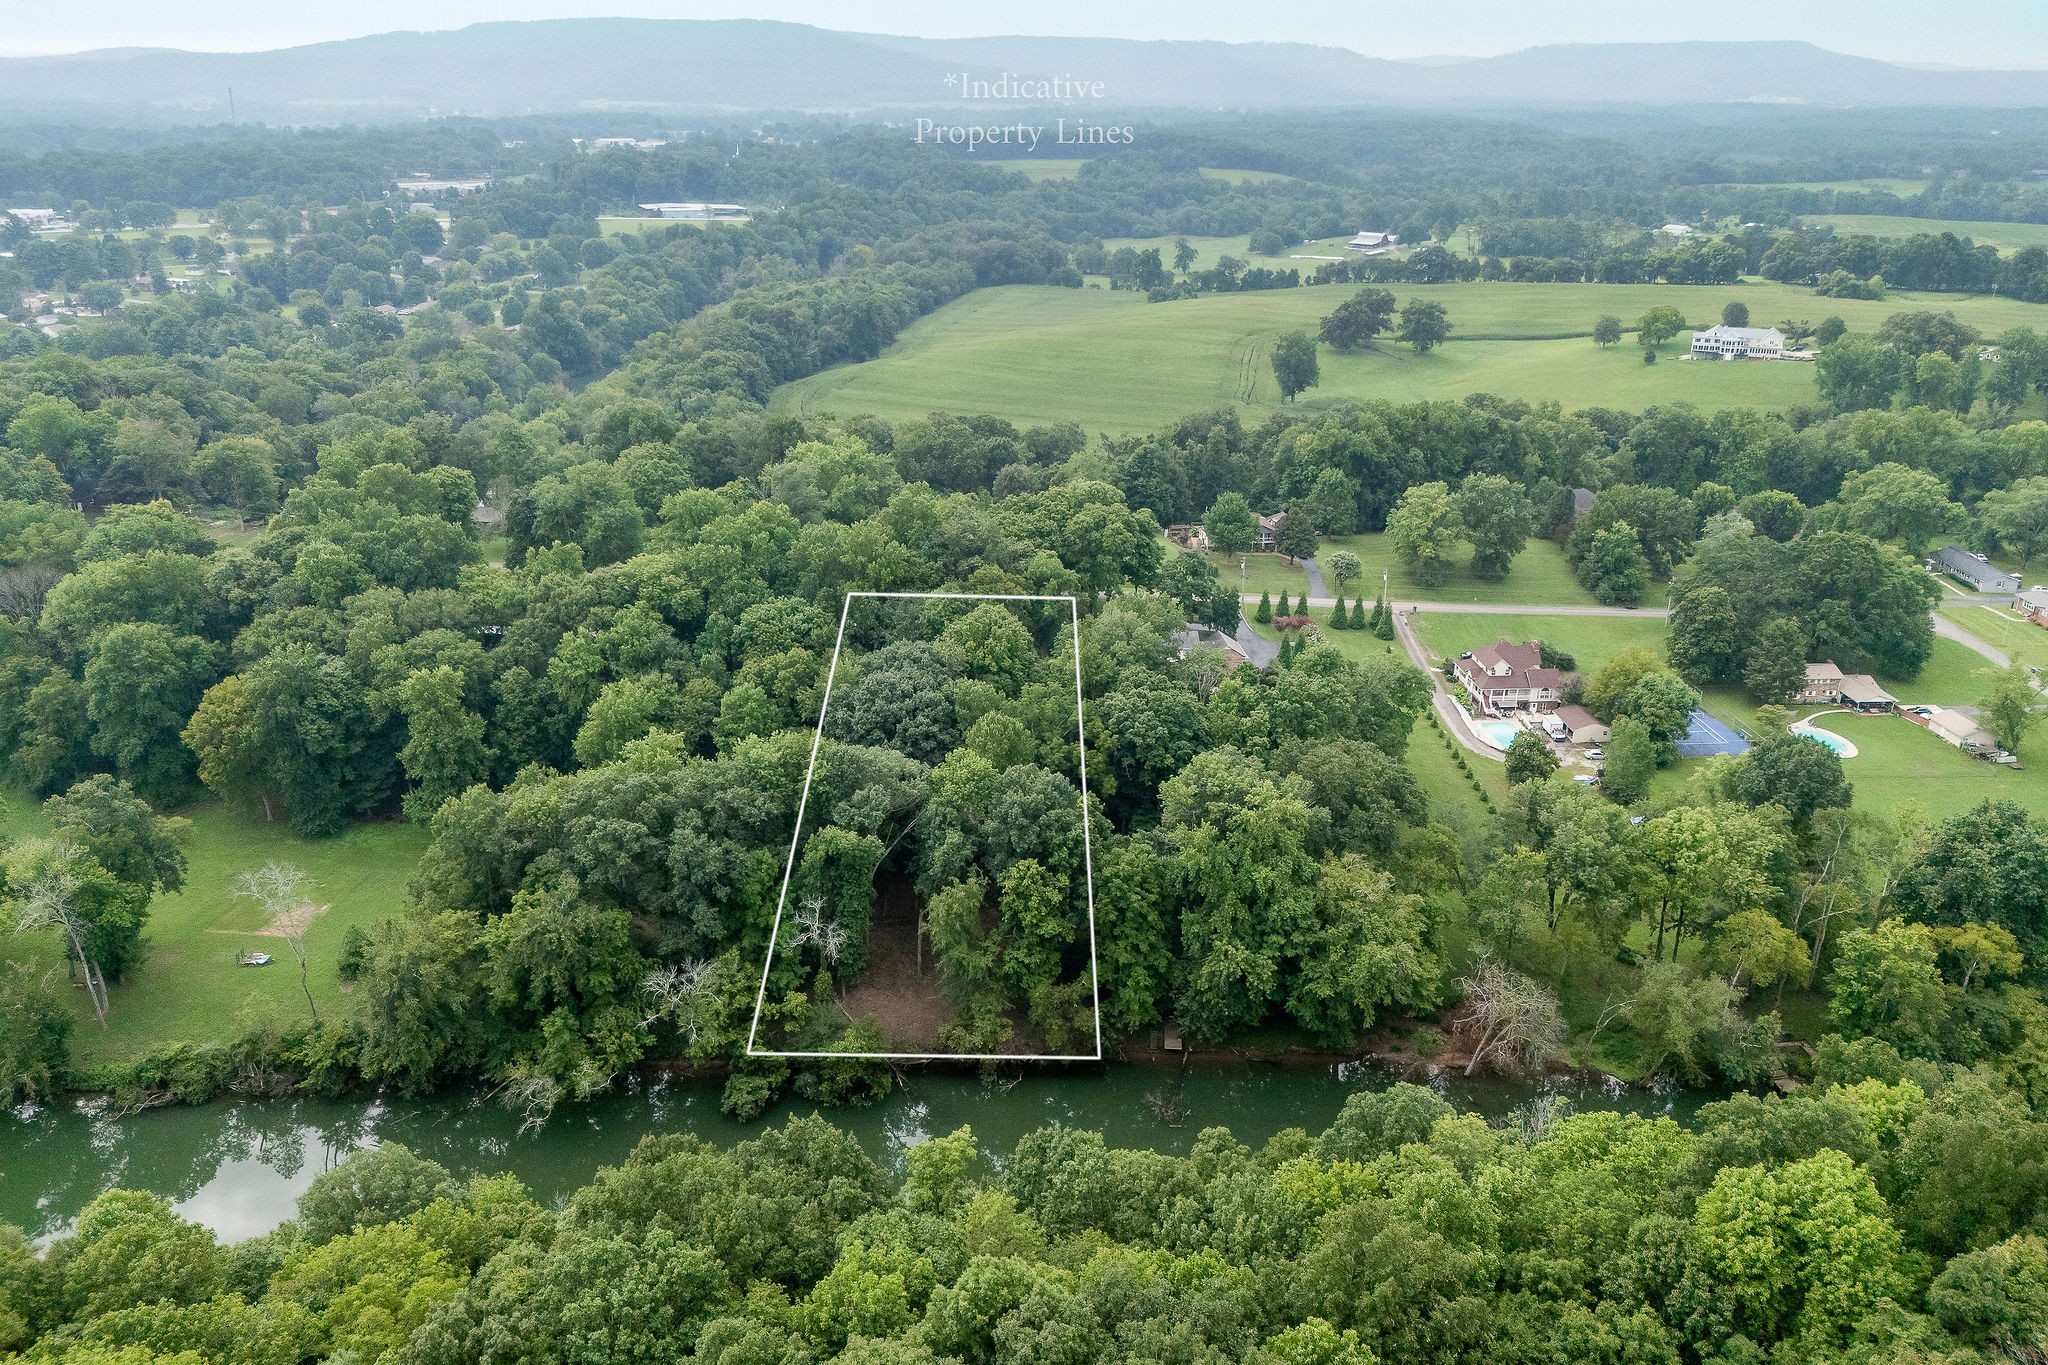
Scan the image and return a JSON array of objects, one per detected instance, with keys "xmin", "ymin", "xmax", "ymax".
[
  {"xmin": 772, "ymin": 279, "xmax": 2048, "ymax": 434},
  {"xmin": 1800, "ymin": 214, "xmax": 2048, "ymax": 252},
  {"xmin": 1321, "ymin": 533, "xmax": 1661, "ymax": 610},
  {"xmin": 1408, "ymin": 612, "xmax": 1668, "ymax": 677}
]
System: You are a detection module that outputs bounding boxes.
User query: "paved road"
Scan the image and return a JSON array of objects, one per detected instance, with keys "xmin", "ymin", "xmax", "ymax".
[
  {"xmin": 1935, "ymin": 612, "xmax": 2009, "ymax": 667},
  {"xmin": 1936, "ymin": 609, "xmax": 2048, "ymax": 695}
]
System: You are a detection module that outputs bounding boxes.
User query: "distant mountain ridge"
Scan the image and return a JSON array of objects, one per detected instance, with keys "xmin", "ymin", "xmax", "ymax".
[{"xmin": 3, "ymin": 20, "xmax": 2047, "ymax": 122}]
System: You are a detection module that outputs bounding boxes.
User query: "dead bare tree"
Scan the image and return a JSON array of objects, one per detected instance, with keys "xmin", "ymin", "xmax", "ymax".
[
  {"xmin": 0, "ymin": 562, "xmax": 65, "ymax": 621},
  {"xmin": 233, "ymin": 862, "xmax": 320, "ymax": 1023},
  {"xmin": 791, "ymin": 894, "xmax": 847, "ymax": 966},
  {"xmin": 1455, "ymin": 954, "xmax": 1567, "ymax": 1078},
  {"xmin": 642, "ymin": 959, "xmax": 718, "ymax": 1043},
  {"xmin": 12, "ymin": 844, "xmax": 110, "ymax": 1028}
]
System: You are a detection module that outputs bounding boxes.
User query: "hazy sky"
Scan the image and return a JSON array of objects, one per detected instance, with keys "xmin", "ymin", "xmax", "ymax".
[{"xmin": 5, "ymin": 0, "xmax": 2046, "ymax": 66}]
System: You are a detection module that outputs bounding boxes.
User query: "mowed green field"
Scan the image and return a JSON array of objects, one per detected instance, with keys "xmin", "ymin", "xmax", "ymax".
[
  {"xmin": 1178, "ymin": 547, "xmax": 1312, "ymax": 598},
  {"xmin": 1800, "ymin": 214, "xmax": 2048, "ymax": 252},
  {"xmin": 597, "ymin": 216, "xmax": 749, "ymax": 236},
  {"xmin": 772, "ymin": 280, "xmax": 2048, "ymax": 434},
  {"xmin": 1656, "ymin": 708, "xmax": 2048, "ymax": 824},
  {"xmin": 1177, "ymin": 531, "xmax": 1612, "ymax": 608},
  {"xmin": 1098, "ymin": 232, "xmax": 1370, "ymax": 268},
  {"xmin": 1942, "ymin": 603, "xmax": 2048, "ymax": 673},
  {"xmin": 1409, "ymin": 612, "xmax": 1668, "ymax": 675},
  {"xmin": 1323, "ymin": 532, "xmax": 1659, "ymax": 608},
  {"xmin": 1, "ymin": 789, "xmax": 429, "ymax": 1066}
]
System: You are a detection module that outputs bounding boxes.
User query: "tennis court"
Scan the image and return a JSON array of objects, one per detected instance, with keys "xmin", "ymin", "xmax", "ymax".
[{"xmin": 1673, "ymin": 709, "xmax": 1751, "ymax": 758}]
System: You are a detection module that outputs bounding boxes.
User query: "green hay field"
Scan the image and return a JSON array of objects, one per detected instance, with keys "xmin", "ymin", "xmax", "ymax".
[
  {"xmin": 773, "ymin": 280, "xmax": 2048, "ymax": 434},
  {"xmin": 1799, "ymin": 214, "xmax": 2048, "ymax": 252}
]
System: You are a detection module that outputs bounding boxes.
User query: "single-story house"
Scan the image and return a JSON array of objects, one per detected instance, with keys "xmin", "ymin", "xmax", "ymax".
[
  {"xmin": 1837, "ymin": 675, "xmax": 1897, "ymax": 713},
  {"xmin": 1931, "ymin": 545, "xmax": 2022, "ymax": 594},
  {"xmin": 1798, "ymin": 661, "xmax": 1846, "ymax": 705},
  {"xmin": 1553, "ymin": 704, "xmax": 1610, "ymax": 746},
  {"xmin": 1455, "ymin": 640, "xmax": 1570, "ymax": 713},
  {"xmin": 1347, "ymin": 230, "xmax": 1398, "ymax": 253},
  {"xmin": 1254, "ymin": 512, "xmax": 1284, "ymax": 551},
  {"xmin": 2016, "ymin": 584, "xmax": 2048, "ymax": 623},
  {"xmin": 5, "ymin": 208, "xmax": 59, "ymax": 226},
  {"xmin": 1571, "ymin": 487, "xmax": 1597, "ymax": 518},
  {"xmin": 1927, "ymin": 707, "xmax": 1996, "ymax": 752},
  {"xmin": 1690, "ymin": 325, "xmax": 1785, "ymax": 360},
  {"xmin": 1659, "ymin": 223, "xmax": 1695, "ymax": 237}
]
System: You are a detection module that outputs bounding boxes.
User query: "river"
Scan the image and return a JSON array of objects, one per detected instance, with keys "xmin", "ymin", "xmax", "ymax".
[{"xmin": 0, "ymin": 1061, "xmax": 1709, "ymax": 1242}]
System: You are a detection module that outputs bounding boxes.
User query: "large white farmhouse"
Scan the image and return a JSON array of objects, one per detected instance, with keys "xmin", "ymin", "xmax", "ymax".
[{"xmin": 1689, "ymin": 325, "xmax": 1785, "ymax": 359}]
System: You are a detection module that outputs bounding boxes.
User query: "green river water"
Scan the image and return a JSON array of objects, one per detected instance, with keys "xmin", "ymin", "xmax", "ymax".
[{"xmin": 0, "ymin": 1061, "xmax": 1708, "ymax": 1242}]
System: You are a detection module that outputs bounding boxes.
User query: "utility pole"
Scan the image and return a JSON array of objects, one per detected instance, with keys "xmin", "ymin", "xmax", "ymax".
[{"xmin": 227, "ymin": 86, "xmax": 236, "ymax": 122}]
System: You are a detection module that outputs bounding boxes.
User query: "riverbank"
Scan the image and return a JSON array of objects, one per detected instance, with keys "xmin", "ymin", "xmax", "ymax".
[{"xmin": 0, "ymin": 1056, "xmax": 1709, "ymax": 1243}]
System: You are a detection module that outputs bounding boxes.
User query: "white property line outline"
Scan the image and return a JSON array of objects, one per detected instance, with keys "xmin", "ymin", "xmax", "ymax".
[{"xmin": 745, "ymin": 591, "xmax": 1103, "ymax": 1062}]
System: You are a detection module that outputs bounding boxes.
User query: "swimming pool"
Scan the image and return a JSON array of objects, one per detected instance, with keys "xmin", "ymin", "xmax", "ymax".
[
  {"xmin": 1792, "ymin": 724, "xmax": 1859, "ymax": 758},
  {"xmin": 1475, "ymin": 719, "xmax": 1522, "ymax": 749}
]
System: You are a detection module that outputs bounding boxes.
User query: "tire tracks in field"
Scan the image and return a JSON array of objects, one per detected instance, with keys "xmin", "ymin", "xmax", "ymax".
[{"xmin": 1236, "ymin": 337, "xmax": 1266, "ymax": 404}]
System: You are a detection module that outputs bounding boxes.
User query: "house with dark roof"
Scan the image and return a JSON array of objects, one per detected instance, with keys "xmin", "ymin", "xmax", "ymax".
[
  {"xmin": 2016, "ymin": 584, "xmax": 2048, "ymax": 624},
  {"xmin": 1454, "ymin": 640, "xmax": 1570, "ymax": 714},
  {"xmin": 1253, "ymin": 512, "xmax": 1284, "ymax": 551},
  {"xmin": 1930, "ymin": 545, "xmax": 2021, "ymax": 594}
]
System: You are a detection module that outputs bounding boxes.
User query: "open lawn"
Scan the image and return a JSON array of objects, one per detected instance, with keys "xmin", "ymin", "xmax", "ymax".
[
  {"xmin": 1407, "ymin": 611, "xmax": 1669, "ymax": 675},
  {"xmin": 1893, "ymin": 636, "xmax": 2012, "ymax": 706},
  {"xmin": 597, "ymin": 216, "xmax": 746, "ymax": 236},
  {"xmin": 1, "ymin": 790, "xmax": 429, "ymax": 1066},
  {"xmin": 1942, "ymin": 603, "xmax": 2048, "ymax": 674},
  {"xmin": 1799, "ymin": 214, "xmax": 2048, "ymax": 253},
  {"xmin": 1098, "ymin": 231, "xmax": 1373, "ymax": 268},
  {"xmin": 1323, "ymin": 532, "xmax": 1663, "ymax": 608},
  {"xmin": 1781, "ymin": 712, "xmax": 2048, "ymax": 822},
  {"xmin": 772, "ymin": 280, "xmax": 2048, "ymax": 434},
  {"xmin": 1179, "ymin": 546, "xmax": 1312, "ymax": 598}
]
